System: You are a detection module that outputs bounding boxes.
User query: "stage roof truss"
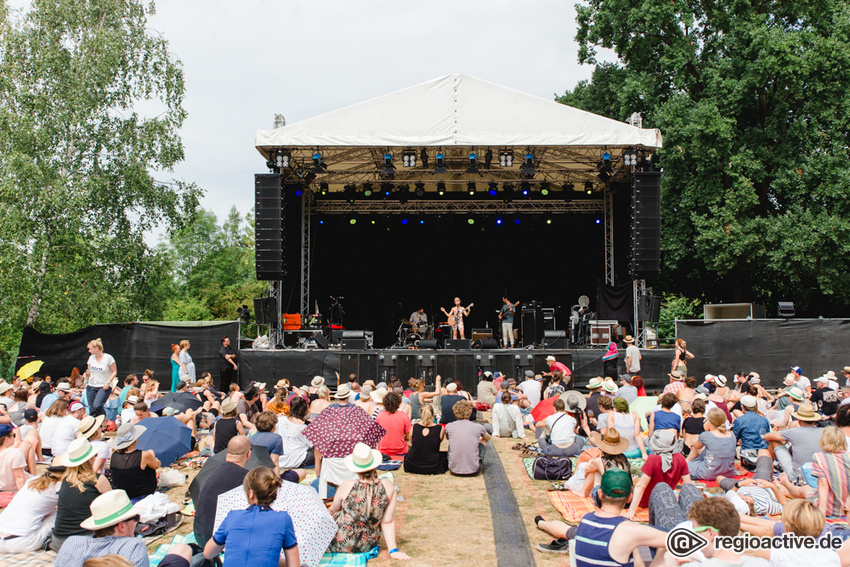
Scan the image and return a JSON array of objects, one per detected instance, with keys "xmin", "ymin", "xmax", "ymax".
[{"xmin": 311, "ymin": 197, "xmax": 603, "ymax": 215}]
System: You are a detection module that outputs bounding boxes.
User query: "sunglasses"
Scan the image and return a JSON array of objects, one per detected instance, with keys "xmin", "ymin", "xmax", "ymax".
[{"xmin": 692, "ymin": 525, "xmax": 716, "ymax": 533}]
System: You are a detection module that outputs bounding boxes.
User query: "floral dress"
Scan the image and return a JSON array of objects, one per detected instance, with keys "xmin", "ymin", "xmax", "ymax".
[{"xmin": 328, "ymin": 479, "xmax": 389, "ymax": 553}]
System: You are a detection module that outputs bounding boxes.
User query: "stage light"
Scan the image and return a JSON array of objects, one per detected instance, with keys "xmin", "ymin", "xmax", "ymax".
[
  {"xmin": 466, "ymin": 152, "xmax": 479, "ymax": 173},
  {"xmin": 520, "ymin": 181, "xmax": 531, "ymax": 196},
  {"xmin": 295, "ymin": 188, "xmax": 303, "ymax": 196},
  {"xmin": 467, "ymin": 181, "xmax": 476, "ymax": 196},
  {"xmin": 319, "ymin": 182, "xmax": 329, "ymax": 196},
  {"xmin": 362, "ymin": 182, "xmax": 373, "ymax": 197},
  {"xmin": 623, "ymin": 151, "xmax": 638, "ymax": 167},
  {"xmin": 514, "ymin": 218, "xmax": 521, "ymax": 225},
  {"xmin": 496, "ymin": 218, "xmax": 503, "ymax": 225},
  {"xmin": 597, "ymin": 151, "xmax": 613, "ymax": 182},
  {"xmin": 467, "ymin": 218, "xmax": 475, "ymax": 225},
  {"xmin": 419, "ymin": 219, "xmax": 424, "ymax": 224},
  {"xmin": 312, "ymin": 152, "xmax": 326, "ymax": 173},
  {"xmin": 382, "ymin": 182, "xmax": 393, "ymax": 197},
  {"xmin": 344, "ymin": 184, "xmax": 356, "ymax": 204},
  {"xmin": 585, "ymin": 181, "xmax": 594, "ymax": 194},
  {"xmin": 237, "ymin": 305, "xmax": 251, "ymax": 323},
  {"xmin": 595, "ymin": 218, "xmax": 601, "ymax": 224},
  {"xmin": 381, "ymin": 153, "xmax": 395, "ymax": 176},
  {"xmin": 420, "ymin": 149, "xmax": 429, "ymax": 169},
  {"xmin": 488, "ymin": 182, "xmax": 498, "ymax": 196},
  {"xmin": 402, "ymin": 150, "xmax": 417, "ymax": 168},
  {"xmin": 433, "ymin": 153, "xmax": 448, "ymax": 174},
  {"xmin": 401, "ymin": 218, "xmax": 408, "ymax": 225},
  {"xmin": 502, "ymin": 183, "xmax": 515, "ymax": 203},
  {"xmin": 602, "ymin": 152, "xmax": 611, "ymax": 166},
  {"xmin": 273, "ymin": 150, "xmax": 290, "ymax": 169},
  {"xmin": 546, "ymin": 219, "xmax": 552, "ymax": 224},
  {"xmin": 414, "ymin": 182, "xmax": 425, "ymax": 198},
  {"xmin": 499, "ymin": 150, "xmax": 513, "ymax": 167},
  {"xmin": 563, "ymin": 182, "xmax": 574, "ymax": 192},
  {"xmin": 540, "ymin": 182, "xmax": 550, "ymax": 196},
  {"xmin": 319, "ymin": 220, "xmax": 324, "ymax": 225},
  {"xmin": 371, "ymin": 219, "xmax": 376, "ymax": 224},
  {"xmin": 520, "ymin": 153, "xmax": 535, "ymax": 176},
  {"xmin": 437, "ymin": 182, "xmax": 446, "ymax": 196},
  {"xmin": 397, "ymin": 184, "xmax": 410, "ymax": 204},
  {"xmin": 484, "ymin": 149, "xmax": 493, "ymax": 169},
  {"xmin": 350, "ymin": 218, "xmax": 357, "ymax": 225}
]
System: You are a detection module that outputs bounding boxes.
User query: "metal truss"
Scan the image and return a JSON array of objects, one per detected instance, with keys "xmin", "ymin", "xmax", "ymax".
[
  {"xmin": 633, "ymin": 279, "xmax": 647, "ymax": 348},
  {"xmin": 300, "ymin": 189, "xmax": 311, "ymax": 319},
  {"xmin": 269, "ymin": 279, "xmax": 282, "ymax": 346},
  {"xmin": 312, "ymin": 198, "xmax": 603, "ymax": 215},
  {"xmin": 603, "ymin": 188, "xmax": 615, "ymax": 285}
]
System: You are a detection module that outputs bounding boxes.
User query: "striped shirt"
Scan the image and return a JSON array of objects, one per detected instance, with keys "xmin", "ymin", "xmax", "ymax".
[
  {"xmin": 736, "ymin": 486, "xmax": 782, "ymax": 516},
  {"xmin": 574, "ymin": 512, "xmax": 634, "ymax": 567},
  {"xmin": 811, "ymin": 450, "xmax": 850, "ymax": 518}
]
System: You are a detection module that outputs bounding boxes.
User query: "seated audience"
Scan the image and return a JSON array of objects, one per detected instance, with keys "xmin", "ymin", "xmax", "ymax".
[
  {"xmin": 376, "ymin": 392, "xmax": 411, "ymax": 459},
  {"xmin": 580, "ymin": 430, "xmax": 630, "ymax": 502},
  {"xmin": 607, "ymin": 397, "xmax": 647, "ymax": 458},
  {"xmin": 492, "ymin": 392, "xmax": 524, "ymax": 438},
  {"xmin": 55, "ymin": 489, "xmax": 192, "ymax": 567},
  {"xmin": 276, "ymin": 397, "xmax": 314, "ymax": 469},
  {"xmin": 648, "ymin": 393, "xmax": 681, "ymax": 437},
  {"xmin": 327, "ymin": 443, "xmax": 409, "ymax": 560},
  {"xmin": 39, "ymin": 399, "xmax": 69, "ymax": 458},
  {"xmin": 594, "ymin": 396, "xmax": 613, "ymax": 432},
  {"xmin": 0, "ymin": 422, "xmax": 30, "ymax": 495},
  {"xmin": 408, "ymin": 377, "xmax": 440, "ymax": 422},
  {"xmin": 476, "ymin": 372, "xmax": 498, "ymax": 407},
  {"xmin": 0, "ymin": 465, "xmax": 64, "ymax": 553},
  {"xmin": 535, "ymin": 396, "xmax": 585, "ymax": 457},
  {"xmin": 625, "ymin": 429, "xmax": 691, "ymax": 520},
  {"xmin": 732, "ymin": 395, "xmax": 770, "ymax": 462},
  {"xmin": 682, "ymin": 398, "xmax": 706, "ymax": 452},
  {"xmin": 764, "ymin": 403, "xmax": 825, "ymax": 484},
  {"xmin": 78, "ymin": 415, "xmax": 109, "ymax": 475},
  {"xmin": 403, "ymin": 405, "xmax": 447, "ymax": 475},
  {"xmin": 50, "ymin": 438, "xmax": 111, "ymax": 551},
  {"xmin": 308, "ymin": 386, "xmax": 331, "ymax": 421},
  {"xmin": 250, "ymin": 410, "xmax": 284, "ymax": 474},
  {"xmin": 718, "ymin": 449, "xmax": 786, "ymax": 516},
  {"xmin": 352, "ymin": 384, "xmax": 376, "ymax": 417},
  {"xmin": 684, "ymin": 496, "xmax": 769, "ymax": 567},
  {"xmin": 52, "ymin": 400, "xmax": 87, "ymax": 461},
  {"xmin": 631, "ymin": 376, "xmax": 646, "ymax": 397},
  {"xmin": 439, "ymin": 383, "xmax": 470, "ymax": 424},
  {"xmin": 687, "ymin": 408, "xmax": 736, "ymax": 481},
  {"xmin": 749, "ymin": 499, "xmax": 842, "ymax": 567},
  {"xmin": 237, "ymin": 386, "xmax": 260, "ymax": 433},
  {"xmin": 617, "ymin": 375, "xmax": 638, "ymax": 404},
  {"xmin": 108, "ymin": 423, "xmax": 159, "ymax": 499},
  {"xmin": 213, "ymin": 398, "xmax": 244, "ymax": 454},
  {"xmin": 194, "ymin": 435, "xmax": 251, "ymax": 548},
  {"xmin": 535, "ymin": 469, "xmax": 668, "ymax": 556},
  {"xmin": 205, "ymin": 466, "xmax": 300, "ymax": 567},
  {"xmin": 446, "ymin": 400, "xmax": 490, "ymax": 475},
  {"xmin": 811, "ymin": 425, "xmax": 850, "ymax": 518}
]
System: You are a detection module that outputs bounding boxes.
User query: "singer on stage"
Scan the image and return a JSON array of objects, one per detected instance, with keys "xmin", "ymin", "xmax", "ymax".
[{"xmin": 441, "ymin": 297, "xmax": 472, "ymax": 340}]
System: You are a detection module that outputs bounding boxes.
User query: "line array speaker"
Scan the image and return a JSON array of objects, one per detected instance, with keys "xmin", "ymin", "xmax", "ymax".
[
  {"xmin": 253, "ymin": 297, "xmax": 276, "ymax": 326},
  {"xmin": 630, "ymin": 171, "xmax": 662, "ymax": 279},
  {"xmin": 255, "ymin": 174, "xmax": 285, "ymax": 280},
  {"xmin": 638, "ymin": 295, "xmax": 662, "ymax": 322}
]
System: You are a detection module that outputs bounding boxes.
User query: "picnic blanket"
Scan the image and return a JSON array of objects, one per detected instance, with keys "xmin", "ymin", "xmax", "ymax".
[
  {"xmin": 150, "ymin": 533, "xmax": 197, "ymax": 567},
  {"xmin": 0, "ymin": 549, "xmax": 57, "ymax": 567},
  {"xmin": 548, "ymin": 490, "xmax": 650, "ymax": 524},
  {"xmin": 523, "ymin": 456, "xmax": 647, "ymax": 480},
  {"xmin": 698, "ymin": 464, "xmax": 753, "ymax": 488},
  {"xmin": 318, "ymin": 546, "xmax": 380, "ymax": 566}
]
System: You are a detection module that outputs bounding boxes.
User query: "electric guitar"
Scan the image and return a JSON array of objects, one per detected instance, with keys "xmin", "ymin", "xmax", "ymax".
[
  {"xmin": 498, "ymin": 301, "xmax": 520, "ymax": 320},
  {"xmin": 447, "ymin": 303, "xmax": 473, "ymax": 326}
]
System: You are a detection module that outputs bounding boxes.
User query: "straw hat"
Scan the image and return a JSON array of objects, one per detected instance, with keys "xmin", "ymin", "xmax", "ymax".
[
  {"xmin": 0, "ymin": 382, "xmax": 12, "ymax": 395},
  {"xmin": 843, "ymin": 366, "xmax": 850, "ymax": 374},
  {"xmin": 623, "ymin": 335, "xmax": 635, "ymax": 344},
  {"xmin": 311, "ymin": 376, "xmax": 325, "ymax": 388},
  {"xmin": 30, "ymin": 380, "xmax": 42, "ymax": 392},
  {"xmin": 333, "ymin": 384, "xmax": 351, "ymax": 400},
  {"xmin": 344, "ymin": 442, "xmax": 382, "ymax": 473},
  {"xmin": 126, "ymin": 395, "xmax": 140, "ymax": 405},
  {"xmin": 787, "ymin": 387, "xmax": 804, "ymax": 402},
  {"xmin": 783, "ymin": 373, "xmax": 796, "ymax": 386},
  {"xmin": 359, "ymin": 384, "xmax": 373, "ymax": 398},
  {"xmin": 714, "ymin": 375, "xmax": 728, "ymax": 387},
  {"xmin": 587, "ymin": 377, "xmax": 604, "ymax": 390},
  {"xmin": 109, "ymin": 423, "xmax": 147, "ymax": 451},
  {"xmin": 668, "ymin": 370, "xmax": 684, "ymax": 381},
  {"xmin": 446, "ymin": 383, "xmax": 458, "ymax": 392},
  {"xmin": 221, "ymin": 398, "xmax": 237, "ymax": 414},
  {"xmin": 54, "ymin": 437, "xmax": 98, "ymax": 468},
  {"xmin": 56, "ymin": 383, "xmax": 72, "ymax": 392},
  {"xmin": 78, "ymin": 414, "xmax": 105, "ymax": 439},
  {"xmin": 370, "ymin": 387, "xmax": 388, "ymax": 404},
  {"xmin": 740, "ymin": 395, "xmax": 757, "ymax": 409},
  {"xmin": 791, "ymin": 403, "xmax": 822, "ymax": 422},
  {"xmin": 276, "ymin": 379, "xmax": 290, "ymax": 390},
  {"xmin": 591, "ymin": 429, "xmax": 630, "ymax": 455},
  {"xmin": 560, "ymin": 390, "xmax": 587, "ymax": 411},
  {"xmin": 80, "ymin": 489, "xmax": 138, "ymax": 531},
  {"xmin": 602, "ymin": 380, "xmax": 618, "ymax": 394}
]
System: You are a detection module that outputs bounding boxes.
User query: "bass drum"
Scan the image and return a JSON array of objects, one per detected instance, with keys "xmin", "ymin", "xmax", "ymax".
[{"xmin": 405, "ymin": 333, "xmax": 421, "ymax": 346}]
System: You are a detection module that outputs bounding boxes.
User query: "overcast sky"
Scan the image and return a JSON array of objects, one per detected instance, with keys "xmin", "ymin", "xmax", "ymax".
[{"xmin": 146, "ymin": 0, "xmax": 612, "ymax": 224}]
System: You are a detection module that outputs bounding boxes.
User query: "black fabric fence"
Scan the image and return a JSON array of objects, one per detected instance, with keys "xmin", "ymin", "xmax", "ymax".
[
  {"xmin": 597, "ymin": 280, "xmax": 633, "ymax": 323},
  {"xmin": 17, "ymin": 322, "xmax": 239, "ymax": 388},
  {"xmin": 676, "ymin": 319, "xmax": 850, "ymax": 388}
]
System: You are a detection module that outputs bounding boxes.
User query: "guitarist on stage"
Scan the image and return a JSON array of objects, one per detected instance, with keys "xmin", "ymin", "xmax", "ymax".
[
  {"xmin": 441, "ymin": 297, "xmax": 473, "ymax": 339},
  {"xmin": 499, "ymin": 297, "xmax": 518, "ymax": 348}
]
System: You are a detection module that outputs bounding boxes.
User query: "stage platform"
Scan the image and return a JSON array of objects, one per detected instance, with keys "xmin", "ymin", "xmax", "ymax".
[{"xmin": 238, "ymin": 347, "xmax": 675, "ymax": 392}]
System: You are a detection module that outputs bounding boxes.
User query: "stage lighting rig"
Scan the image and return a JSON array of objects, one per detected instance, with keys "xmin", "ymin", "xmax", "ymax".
[
  {"xmin": 488, "ymin": 182, "xmax": 498, "ymax": 196},
  {"xmin": 381, "ymin": 153, "xmax": 395, "ymax": 177},
  {"xmin": 597, "ymin": 151, "xmax": 613, "ymax": 183},
  {"xmin": 623, "ymin": 150, "xmax": 638, "ymax": 167},
  {"xmin": 433, "ymin": 153, "xmax": 448, "ymax": 174},
  {"xmin": 585, "ymin": 181, "xmax": 594, "ymax": 194},
  {"xmin": 466, "ymin": 152, "xmax": 479, "ymax": 174},
  {"xmin": 520, "ymin": 181, "xmax": 531, "ymax": 196},
  {"xmin": 397, "ymin": 184, "xmax": 410, "ymax": 204},
  {"xmin": 414, "ymin": 182, "xmax": 425, "ymax": 198},
  {"xmin": 402, "ymin": 150, "xmax": 417, "ymax": 167},
  {"xmin": 266, "ymin": 149, "xmax": 290, "ymax": 172},
  {"xmin": 520, "ymin": 153, "xmax": 535, "ymax": 177},
  {"xmin": 312, "ymin": 152, "xmax": 326, "ymax": 173},
  {"xmin": 420, "ymin": 149, "xmax": 429, "ymax": 169},
  {"xmin": 502, "ymin": 183, "xmax": 515, "ymax": 203},
  {"xmin": 344, "ymin": 184, "xmax": 356, "ymax": 204},
  {"xmin": 484, "ymin": 149, "xmax": 493, "ymax": 169},
  {"xmin": 237, "ymin": 305, "xmax": 251, "ymax": 323},
  {"xmin": 381, "ymin": 182, "xmax": 393, "ymax": 197},
  {"xmin": 437, "ymin": 182, "xmax": 446, "ymax": 196},
  {"xmin": 319, "ymin": 183, "xmax": 329, "ymax": 196},
  {"xmin": 540, "ymin": 182, "xmax": 550, "ymax": 196},
  {"xmin": 362, "ymin": 182, "xmax": 374, "ymax": 197},
  {"xmin": 499, "ymin": 150, "xmax": 513, "ymax": 167},
  {"xmin": 467, "ymin": 181, "xmax": 476, "ymax": 196}
]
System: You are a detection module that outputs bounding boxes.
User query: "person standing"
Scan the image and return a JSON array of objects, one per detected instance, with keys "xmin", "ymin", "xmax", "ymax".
[
  {"xmin": 543, "ymin": 355, "xmax": 572, "ymax": 389},
  {"xmin": 499, "ymin": 297, "xmax": 516, "ymax": 348},
  {"xmin": 671, "ymin": 338, "xmax": 694, "ymax": 374},
  {"xmin": 178, "ymin": 340, "xmax": 196, "ymax": 384},
  {"xmin": 623, "ymin": 335, "xmax": 641, "ymax": 378},
  {"xmin": 441, "ymin": 297, "xmax": 472, "ymax": 340},
  {"xmin": 602, "ymin": 342, "xmax": 618, "ymax": 380},
  {"xmin": 85, "ymin": 339, "xmax": 116, "ymax": 418},
  {"xmin": 219, "ymin": 336, "xmax": 238, "ymax": 391},
  {"xmin": 169, "ymin": 344, "xmax": 180, "ymax": 393}
]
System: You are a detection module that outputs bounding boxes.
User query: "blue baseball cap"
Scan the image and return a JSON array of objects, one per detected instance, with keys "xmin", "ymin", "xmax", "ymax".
[
  {"xmin": 0, "ymin": 423, "xmax": 13, "ymax": 438},
  {"xmin": 791, "ymin": 366, "xmax": 802, "ymax": 374}
]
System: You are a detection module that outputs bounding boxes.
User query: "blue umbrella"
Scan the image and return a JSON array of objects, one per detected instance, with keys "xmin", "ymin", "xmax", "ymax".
[{"xmin": 136, "ymin": 416, "xmax": 193, "ymax": 466}]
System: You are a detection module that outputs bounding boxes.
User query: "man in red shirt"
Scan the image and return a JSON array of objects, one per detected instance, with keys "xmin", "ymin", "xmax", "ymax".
[
  {"xmin": 623, "ymin": 429, "xmax": 691, "ymax": 519},
  {"xmin": 543, "ymin": 356, "xmax": 572, "ymax": 388}
]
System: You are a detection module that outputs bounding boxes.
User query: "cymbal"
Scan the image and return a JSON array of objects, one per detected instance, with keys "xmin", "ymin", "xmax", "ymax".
[{"xmin": 399, "ymin": 319, "xmax": 413, "ymax": 325}]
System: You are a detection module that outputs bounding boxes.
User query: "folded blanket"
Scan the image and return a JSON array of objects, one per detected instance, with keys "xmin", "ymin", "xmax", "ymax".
[
  {"xmin": 318, "ymin": 546, "xmax": 380, "ymax": 566},
  {"xmin": 548, "ymin": 490, "xmax": 650, "ymax": 524}
]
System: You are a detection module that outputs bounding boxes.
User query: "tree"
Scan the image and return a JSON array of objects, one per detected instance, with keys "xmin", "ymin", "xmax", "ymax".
[
  {"xmin": 0, "ymin": 0, "xmax": 200, "ymax": 375},
  {"xmin": 567, "ymin": 0, "xmax": 850, "ymax": 313}
]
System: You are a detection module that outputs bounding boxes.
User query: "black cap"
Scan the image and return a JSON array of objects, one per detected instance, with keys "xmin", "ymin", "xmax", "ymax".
[
  {"xmin": 24, "ymin": 408, "xmax": 38, "ymax": 421},
  {"xmin": 38, "ymin": 381, "xmax": 51, "ymax": 391},
  {"xmin": 176, "ymin": 380, "xmax": 187, "ymax": 390}
]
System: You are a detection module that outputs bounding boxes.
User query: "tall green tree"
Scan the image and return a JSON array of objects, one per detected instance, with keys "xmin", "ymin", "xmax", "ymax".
[
  {"xmin": 565, "ymin": 0, "xmax": 850, "ymax": 312},
  {"xmin": 0, "ymin": 0, "xmax": 200, "ymax": 375}
]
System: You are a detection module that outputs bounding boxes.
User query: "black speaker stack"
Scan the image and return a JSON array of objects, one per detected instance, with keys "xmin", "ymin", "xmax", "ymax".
[
  {"xmin": 255, "ymin": 174, "xmax": 285, "ymax": 280},
  {"xmin": 630, "ymin": 171, "xmax": 662, "ymax": 279}
]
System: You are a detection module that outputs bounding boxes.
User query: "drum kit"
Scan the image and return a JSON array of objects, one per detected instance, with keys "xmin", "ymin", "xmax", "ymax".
[{"xmin": 393, "ymin": 318, "xmax": 435, "ymax": 348}]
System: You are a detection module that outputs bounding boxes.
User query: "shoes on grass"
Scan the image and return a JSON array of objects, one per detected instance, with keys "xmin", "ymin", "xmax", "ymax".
[{"xmin": 537, "ymin": 538, "xmax": 569, "ymax": 554}]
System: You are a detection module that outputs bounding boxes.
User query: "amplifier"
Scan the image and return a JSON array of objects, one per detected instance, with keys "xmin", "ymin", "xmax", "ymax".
[
  {"xmin": 471, "ymin": 329, "xmax": 493, "ymax": 341},
  {"xmin": 444, "ymin": 339, "xmax": 471, "ymax": 350}
]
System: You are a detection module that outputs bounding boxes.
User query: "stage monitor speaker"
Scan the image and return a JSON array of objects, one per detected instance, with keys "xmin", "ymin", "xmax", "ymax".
[
  {"xmin": 341, "ymin": 338, "xmax": 368, "ymax": 349},
  {"xmin": 253, "ymin": 297, "xmax": 276, "ymax": 326},
  {"xmin": 445, "ymin": 339, "xmax": 471, "ymax": 350},
  {"xmin": 312, "ymin": 332, "xmax": 329, "ymax": 349},
  {"xmin": 330, "ymin": 330, "xmax": 343, "ymax": 344},
  {"xmin": 255, "ymin": 174, "xmax": 285, "ymax": 280},
  {"xmin": 473, "ymin": 339, "xmax": 499, "ymax": 349},
  {"xmin": 631, "ymin": 171, "xmax": 662, "ymax": 279},
  {"xmin": 418, "ymin": 339, "xmax": 439, "ymax": 349},
  {"xmin": 638, "ymin": 295, "xmax": 662, "ymax": 322},
  {"xmin": 542, "ymin": 330, "xmax": 569, "ymax": 349},
  {"xmin": 342, "ymin": 330, "xmax": 366, "ymax": 339},
  {"xmin": 777, "ymin": 301, "xmax": 795, "ymax": 318}
]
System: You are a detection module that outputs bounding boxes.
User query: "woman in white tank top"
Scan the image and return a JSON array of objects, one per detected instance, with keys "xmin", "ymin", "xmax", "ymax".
[{"xmin": 607, "ymin": 398, "xmax": 648, "ymax": 459}]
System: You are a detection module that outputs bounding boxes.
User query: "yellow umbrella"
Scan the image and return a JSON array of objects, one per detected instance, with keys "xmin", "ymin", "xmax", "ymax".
[{"xmin": 16, "ymin": 360, "xmax": 44, "ymax": 381}]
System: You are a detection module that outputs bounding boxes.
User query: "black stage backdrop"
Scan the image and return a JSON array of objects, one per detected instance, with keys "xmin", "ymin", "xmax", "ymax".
[
  {"xmin": 17, "ymin": 322, "xmax": 239, "ymax": 386},
  {"xmin": 597, "ymin": 281, "xmax": 634, "ymax": 323},
  {"xmin": 299, "ymin": 212, "xmax": 628, "ymax": 348},
  {"xmin": 676, "ymin": 319, "xmax": 850, "ymax": 388}
]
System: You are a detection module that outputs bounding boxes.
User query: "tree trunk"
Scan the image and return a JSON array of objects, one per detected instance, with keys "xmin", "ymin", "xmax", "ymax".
[{"xmin": 25, "ymin": 246, "xmax": 49, "ymax": 328}]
